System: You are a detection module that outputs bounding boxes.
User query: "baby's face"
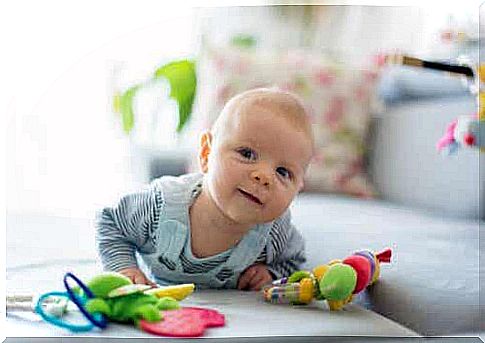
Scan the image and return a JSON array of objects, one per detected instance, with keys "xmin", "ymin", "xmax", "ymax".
[{"xmin": 203, "ymin": 102, "xmax": 313, "ymax": 226}]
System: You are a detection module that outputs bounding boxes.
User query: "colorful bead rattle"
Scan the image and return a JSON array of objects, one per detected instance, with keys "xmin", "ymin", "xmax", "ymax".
[{"xmin": 262, "ymin": 248, "xmax": 392, "ymax": 311}]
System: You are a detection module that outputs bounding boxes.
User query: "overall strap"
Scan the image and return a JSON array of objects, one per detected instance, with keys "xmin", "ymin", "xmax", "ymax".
[
  {"xmin": 153, "ymin": 173, "xmax": 203, "ymax": 271},
  {"xmin": 159, "ymin": 173, "xmax": 203, "ymax": 223}
]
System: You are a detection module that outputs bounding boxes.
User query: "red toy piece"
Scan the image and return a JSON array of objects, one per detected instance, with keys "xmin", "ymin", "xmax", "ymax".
[
  {"xmin": 183, "ymin": 307, "xmax": 225, "ymax": 327},
  {"xmin": 139, "ymin": 307, "xmax": 225, "ymax": 337},
  {"xmin": 375, "ymin": 248, "xmax": 392, "ymax": 263}
]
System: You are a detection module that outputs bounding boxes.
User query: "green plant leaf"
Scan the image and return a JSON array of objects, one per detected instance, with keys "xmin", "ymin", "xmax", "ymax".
[
  {"xmin": 154, "ymin": 60, "xmax": 196, "ymax": 132},
  {"xmin": 118, "ymin": 85, "xmax": 140, "ymax": 134},
  {"xmin": 230, "ymin": 34, "xmax": 257, "ymax": 49}
]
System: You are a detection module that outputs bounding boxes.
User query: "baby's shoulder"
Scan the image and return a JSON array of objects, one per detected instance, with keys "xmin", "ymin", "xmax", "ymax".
[
  {"xmin": 270, "ymin": 209, "xmax": 293, "ymax": 231},
  {"xmin": 148, "ymin": 173, "xmax": 203, "ymax": 208},
  {"xmin": 150, "ymin": 173, "xmax": 203, "ymax": 193}
]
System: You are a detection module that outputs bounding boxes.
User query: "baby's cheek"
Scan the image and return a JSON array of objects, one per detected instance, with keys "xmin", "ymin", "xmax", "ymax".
[
  {"xmin": 268, "ymin": 193, "xmax": 294, "ymax": 218},
  {"xmin": 223, "ymin": 160, "xmax": 244, "ymax": 182}
]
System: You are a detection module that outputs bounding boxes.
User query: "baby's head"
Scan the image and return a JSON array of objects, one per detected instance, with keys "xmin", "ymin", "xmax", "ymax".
[{"xmin": 199, "ymin": 88, "xmax": 314, "ymax": 226}]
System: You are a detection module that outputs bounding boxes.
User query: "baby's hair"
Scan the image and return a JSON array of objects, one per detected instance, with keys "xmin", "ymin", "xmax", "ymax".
[{"xmin": 211, "ymin": 87, "xmax": 313, "ymax": 144}]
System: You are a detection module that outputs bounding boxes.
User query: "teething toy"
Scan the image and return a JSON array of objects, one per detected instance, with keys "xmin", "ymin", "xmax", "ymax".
[
  {"xmin": 145, "ymin": 283, "xmax": 195, "ymax": 300},
  {"xmin": 30, "ymin": 271, "xmax": 225, "ymax": 337},
  {"xmin": 78, "ymin": 272, "xmax": 180, "ymax": 325},
  {"xmin": 35, "ymin": 272, "xmax": 107, "ymax": 332},
  {"xmin": 263, "ymin": 248, "xmax": 391, "ymax": 311},
  {"xmin": 139, "ymin": 307, "xmax": 225, "ymax": 337}
]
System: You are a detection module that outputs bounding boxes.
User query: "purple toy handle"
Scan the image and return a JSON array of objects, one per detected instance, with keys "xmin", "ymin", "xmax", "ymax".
[{"xmin": 63, "ymin": 272, "xmax": 108, "ymax": 329}]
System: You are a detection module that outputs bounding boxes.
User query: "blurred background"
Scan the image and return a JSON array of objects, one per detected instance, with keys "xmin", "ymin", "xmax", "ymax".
[
  {"xmin": 5, "ymin": 1, "xmax": 482, "ymax": 225},
  {"xmin": 4, "ymin": 3, "xmax": 483, "ymax": 336}
]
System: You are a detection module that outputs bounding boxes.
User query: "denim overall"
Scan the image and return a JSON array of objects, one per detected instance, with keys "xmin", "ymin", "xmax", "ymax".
[{"xmin": 140, "ymin": 174, "xmax": 274, "ymax": 289}]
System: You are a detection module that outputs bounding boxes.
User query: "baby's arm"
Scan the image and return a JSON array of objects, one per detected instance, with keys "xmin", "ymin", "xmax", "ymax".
[
  {"xmin": 117, "ymin": 266, "xmax": 156, "ymax": 286},
  {"xmin": 266, "ymin": 212, "xmax": 306, "ymax": 280},
  {"xmin": 95, "ymin": 185, "xmax": 161, "ymax": 284},
  {"xmin": 237, "ymin": 263, "xmax": 273, "ymax": 291},
  {"xmin": 237, "ymin": 211, "xmax": 306, "ymax": 291}
]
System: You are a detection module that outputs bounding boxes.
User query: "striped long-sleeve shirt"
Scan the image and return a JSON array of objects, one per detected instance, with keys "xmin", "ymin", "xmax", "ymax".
[{"xmin": 96, "ymin": 173, "xmax": 306, "ymax": 283}]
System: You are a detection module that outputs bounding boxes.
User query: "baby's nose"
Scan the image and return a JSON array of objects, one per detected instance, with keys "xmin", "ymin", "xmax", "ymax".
[{"xmin": 251, "ymin": 170, "xmax": 272, "ymax": 186}]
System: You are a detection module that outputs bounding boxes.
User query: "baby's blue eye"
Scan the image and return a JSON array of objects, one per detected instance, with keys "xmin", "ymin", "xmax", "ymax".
[
  {"xmin": 276, "ymin": 167, "xmax": 291, "ymax": 179},
  {"xmin": 237, "ymin": 147, "xmax": 257, "ymax": 161}
]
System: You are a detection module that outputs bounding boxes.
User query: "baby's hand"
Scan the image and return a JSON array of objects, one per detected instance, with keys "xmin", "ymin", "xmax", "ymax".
[
  {"xmin": 237, "ymin": 264, "xmax": 273, "ymax": 291},
  {"xmin": 118, "ymin": 267, "xmax": 157, "ymax": 286}
]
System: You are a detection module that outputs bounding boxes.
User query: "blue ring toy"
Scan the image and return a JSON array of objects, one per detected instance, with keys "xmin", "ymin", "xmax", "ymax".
[
  {"xmin": 63, "ymin": 272, "xmax": 107, "ymax": 329},
  {"xmin": 35, "ymin": 291, "xmax": 94, "ymax": 332}
]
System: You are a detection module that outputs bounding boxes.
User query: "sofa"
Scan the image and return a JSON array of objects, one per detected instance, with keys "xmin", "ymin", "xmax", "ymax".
[{"xmin": 5, "ymin": 68, "xmax": 483, "ymax": 341}]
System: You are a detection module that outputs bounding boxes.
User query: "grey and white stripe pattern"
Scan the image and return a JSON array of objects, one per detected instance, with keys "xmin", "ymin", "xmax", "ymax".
[
  {"xmin": 215, "ymin": 267, "xmax": 235, "ymax": 282},
  {"xmin": 266, "ymin": 212, "xmax": 306, "ymax": 279},
  {"xmin": 96, "ymin": 178, "xmax": 305, "ymax": 281},
  {"xmin": 96, "ymin": 185, "xmax": 163, "ymax": 272},
  {"xmin": 180, "ymin": 250, "xmax": 230, "ymax": 274},
  {"xmin": 268, "ymin": 221, "xmax": 306, "ymax": 279}
]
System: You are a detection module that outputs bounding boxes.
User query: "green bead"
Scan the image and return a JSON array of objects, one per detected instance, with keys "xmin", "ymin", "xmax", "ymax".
[
  {"xmin": 318, "ymin": 263, "xmax": 357, "ymax": 301},
  {"xmin": 288, "ymin": 270, "xmax": 312, "ymax": 283}
]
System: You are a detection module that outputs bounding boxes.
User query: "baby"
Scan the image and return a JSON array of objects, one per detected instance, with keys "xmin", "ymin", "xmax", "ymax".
[{"xmin": 96, "ymin": 88, "xmax": 314, "ymax": 291}]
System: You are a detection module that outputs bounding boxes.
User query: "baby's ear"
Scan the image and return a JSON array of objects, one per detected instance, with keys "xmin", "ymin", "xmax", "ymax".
[
  {"xmin": 297, "ymin": 179, "xmax": 305, "ymax": 193},
  {"xmin": 198, "ymin": 131, "xmax": 213, "ymax": 173}
]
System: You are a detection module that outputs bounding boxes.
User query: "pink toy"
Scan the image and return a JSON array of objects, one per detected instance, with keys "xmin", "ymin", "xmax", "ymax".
[
  {"xmin": 139, "ymin": 307, "xmax": 225, "ymax": 337},
  {"xmin": 437, "ymin": 113, "xmax": 482, "ymax": 154},
  {"xmin": 436, "ymin": 119, "xmax": 458, "ymax": 153}
]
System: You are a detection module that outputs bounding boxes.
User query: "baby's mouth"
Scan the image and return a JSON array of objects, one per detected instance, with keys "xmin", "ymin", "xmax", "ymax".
[{"xmin": 237, "ymin": 188, "xmax": 263, "ymax": 206}]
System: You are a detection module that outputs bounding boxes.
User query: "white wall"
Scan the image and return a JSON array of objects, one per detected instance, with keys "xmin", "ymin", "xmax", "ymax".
[{"xmin": 4, "ymin": 1, "xmax": 196, "ymax": 218}]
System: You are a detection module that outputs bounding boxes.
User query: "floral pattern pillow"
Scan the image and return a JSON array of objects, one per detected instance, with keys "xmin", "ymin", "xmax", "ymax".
[{"xmin": 193, "ymin": 45, "xmax": 382, "ymax": 198}]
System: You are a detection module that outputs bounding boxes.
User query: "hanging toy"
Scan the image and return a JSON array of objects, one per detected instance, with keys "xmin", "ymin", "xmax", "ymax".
[
  {"xmin": 262, "ymin": 248, "xmax": 391, "ymax": 311},
  {"xmin": 384, "ymin": 54, "xmax": 484, "ymax": 154},
  {"xmin": 437, "ymin": 63, "xmax": 485, "ymax": 154},
  {"xmin": 437, "ymin": 112, "xmax": 483, "ymax": 154}
]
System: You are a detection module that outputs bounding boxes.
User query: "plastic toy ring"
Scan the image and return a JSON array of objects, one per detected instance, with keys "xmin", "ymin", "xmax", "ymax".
[
  {"xmin": 63, "ymin": 272, "xmax": 107, "ymax": 329},
  {"xmin": 35, "ymin": 291, "xmax": 94, "ymax": 332}
]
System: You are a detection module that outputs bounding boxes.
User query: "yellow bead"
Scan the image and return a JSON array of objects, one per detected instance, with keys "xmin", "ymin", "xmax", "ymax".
[
  {"xmin": 344, "ymin": 294, "xmax": 353, "ymax": 305},
  {"xmin": 371, "ymin": 257, "xmax": 381, "ymax": 284},
  {"xmin": 327, "ymin": 299, "xmax": 345, "ymax": 311},
  {"xmin": 328, "ymin": 259, "xmax": 342, "ymax": 266},
  {"xmin": 298, "ymin": 278, "xmax": 314, "ymax": 304},
  {"xmin": 312, "ymin": 264, "xmax": 329, "ymax": 280}
]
